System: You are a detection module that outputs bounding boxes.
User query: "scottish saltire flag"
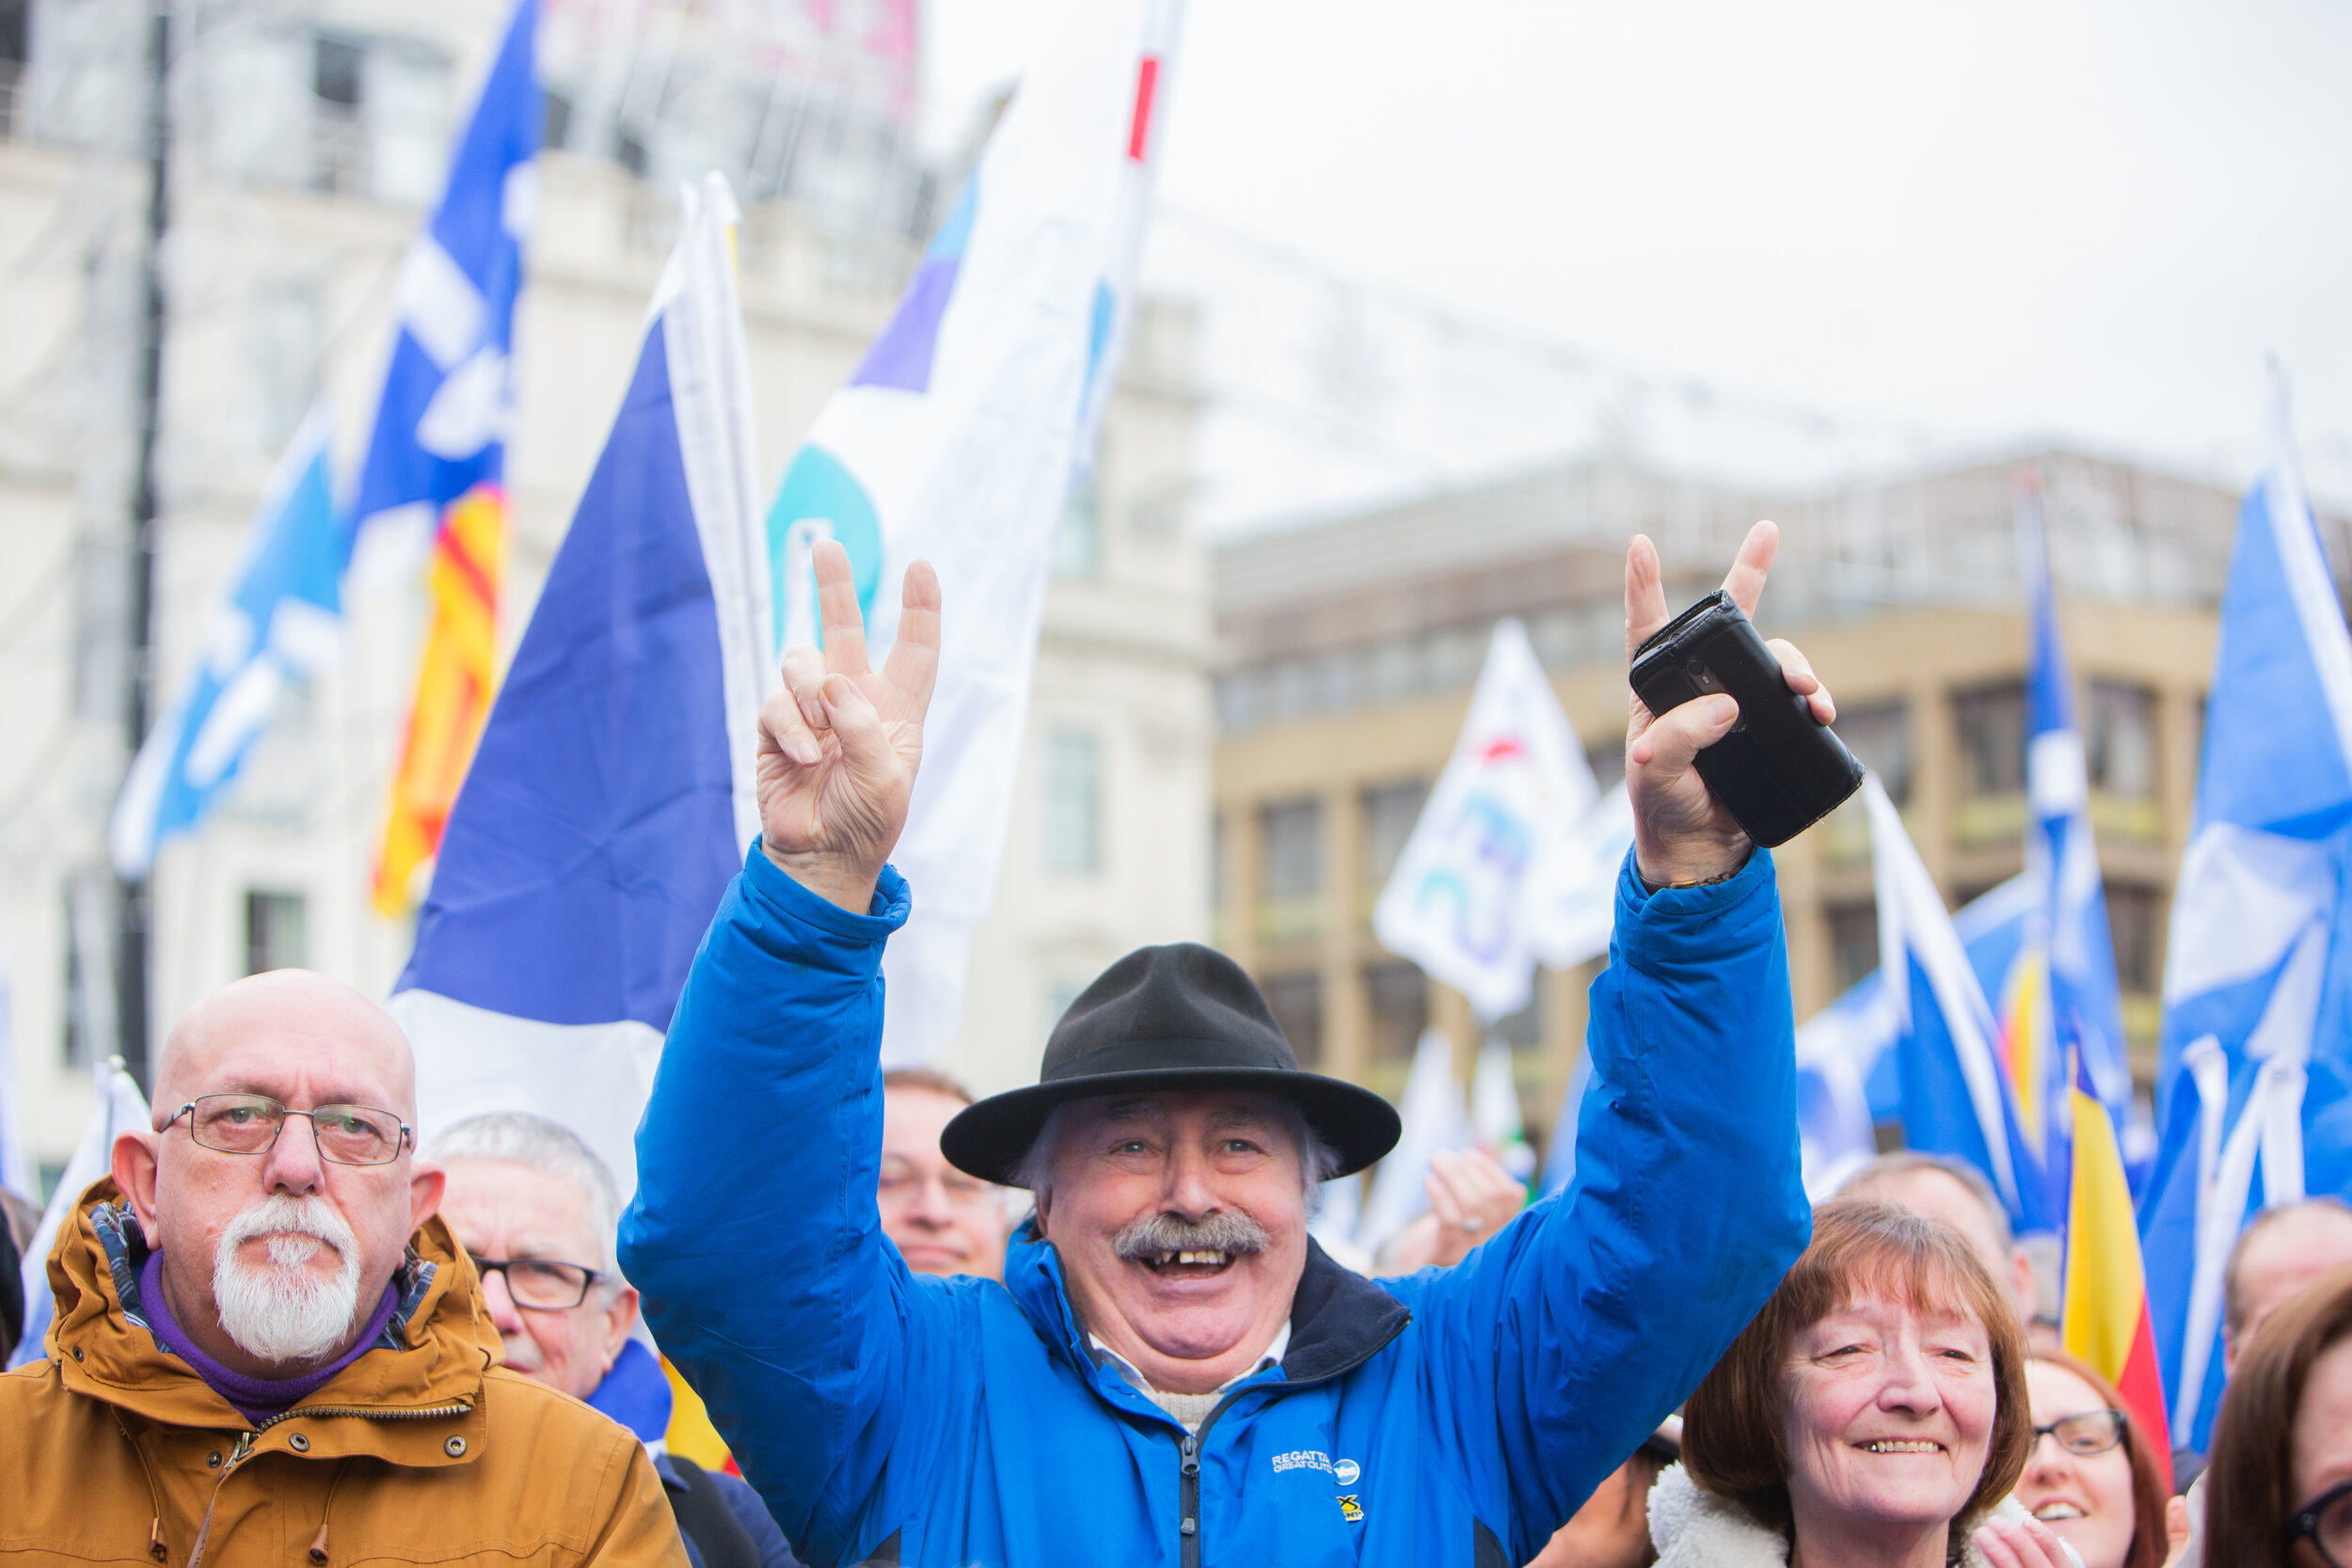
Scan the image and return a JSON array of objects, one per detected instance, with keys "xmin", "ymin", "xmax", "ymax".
[
  {"xmin": 387, "ymin": 177, "xmax": 771, "ymax": 1198},
  {"xmin": 1374, "ymin": 619, "xmax": 1599, "ymax": 1022},
  {"xmin": 1865, "ymin": 775, "xmax": 2054, "ymax": 1232},
  {"xmin": 109, "ymin": 414, "xmax": 341, "ymax": 878},
  {"xmin": 2059, "ymin": 1044, "xmax": 2172, "ymax": 1487},
  {"xmin": 1784, "ymin": 873, "xmax": 2044, "ymax": 1199},
  {"xmin": 1792, "ymin": 975, "xmax": 1896, "ymax": 1196},
  {"xmin": 763, "ymin": 0, "xmax": 1184, "ymax": 1064},
  {"xmin": 2008, "ymin": 476, "xmax": 2139, "ymax": 1174},
  {"xmin": 1359, "ymin": 1029, "xmax": 1472, "ymax": 1256},
  {"xmin": 350, "ymin": 0, "xmax": 539, "ymax": 912},
  {"xmin": 9, "ymin": 1056, "xmax": 148, "ymax": 1369},
  {"xmin": 2139, "ymin": 381, "xmax": 2352, "ymax": 1451}
]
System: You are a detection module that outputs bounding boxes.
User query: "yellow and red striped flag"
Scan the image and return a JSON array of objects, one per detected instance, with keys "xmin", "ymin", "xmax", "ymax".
[
  {"xmin": 2059, "ymin": 1052, "xmax": 2171, "ymax": 1492},
  {"xmin": 373, "ymin": 483, "xmax": 503, "ymax": 913}
]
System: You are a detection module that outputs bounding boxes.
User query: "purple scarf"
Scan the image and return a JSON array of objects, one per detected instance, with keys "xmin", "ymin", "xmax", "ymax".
[{"xmin": 137, "ymin": 1251, "xmax": 400, "ymax": 1428}]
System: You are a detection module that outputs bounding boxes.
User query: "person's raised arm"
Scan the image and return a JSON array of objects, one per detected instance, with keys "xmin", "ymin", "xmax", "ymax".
[
  {"xmin": 1407, "ymin": 522, "xmax": 1821, "ymax": 1562},
  {"xmin": 621, "ymin": 543, "xmax": 947, "ymax": 1566}
]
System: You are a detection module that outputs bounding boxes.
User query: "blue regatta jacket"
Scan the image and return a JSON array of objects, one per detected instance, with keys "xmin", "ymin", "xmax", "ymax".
[{"xmin": 621, "ymin": 843, "xmax": 1809, "ymax": 1568}]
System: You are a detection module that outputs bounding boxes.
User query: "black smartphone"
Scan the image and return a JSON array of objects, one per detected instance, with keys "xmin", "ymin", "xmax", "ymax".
[{"xmin": 1628, "ymin": 590, "xmax": 1864, "ymax": 848}]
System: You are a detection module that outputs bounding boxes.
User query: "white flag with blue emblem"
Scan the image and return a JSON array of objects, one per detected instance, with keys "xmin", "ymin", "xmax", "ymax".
[
  {"xmin": 1373, "ymin": 618, "xmax": 1600, "ymax": 1023},
  {"xmin": 2139, "ymin": 372, "xmax": 2352, "ymax": 1450},
  {"xmin": 109, "ymin": 412, "xmax": 341, "ymax": 878},
  {"xmin": 761, "ymin": 0, "xmax": 1184, "ymax": 1064}
]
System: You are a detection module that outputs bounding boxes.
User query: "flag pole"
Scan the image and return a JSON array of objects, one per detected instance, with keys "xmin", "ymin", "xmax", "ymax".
[{"xmin": 116, "ymin": 0, "xmax": 172, "ymax": 1089}]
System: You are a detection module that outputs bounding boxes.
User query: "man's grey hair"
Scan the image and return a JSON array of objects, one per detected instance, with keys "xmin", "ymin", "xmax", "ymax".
[
  {"xmin": 1009, "ymin": 1094, "xmax": 1343, "ymax": 1218},
  {"xmin": 423, "ymin": 1112, "xmax": 624, "ymax": 1278},
  {"xmin": 1834, "ymin": 1150, "xmax": 2014, "ymax": 1255},
  {"xmin": 2224, "ymin": 1194, "xmax": 2352, "ymax": 1338}
]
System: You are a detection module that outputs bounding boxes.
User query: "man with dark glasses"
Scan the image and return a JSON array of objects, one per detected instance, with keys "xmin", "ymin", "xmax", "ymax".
[{"xmin": 0, "ymin": 968, "xmax": 687, "ymax": 1565}]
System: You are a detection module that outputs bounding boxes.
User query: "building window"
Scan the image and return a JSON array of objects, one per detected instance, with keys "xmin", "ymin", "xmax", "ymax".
[
  {"xmin": 2088, "ymin": 681, "xmax": 2159, "ymax": 800},
  {"xmin": 1360, "ymin": 780, "xmax": 1428, "ymax": 891},
  {"xmin": 1826, "ymin": 900, "xmax": 1880, "ymax": 994},
  {"xmin": 1054, "ymin": 467, "xmax": 1102, "ymax": 578},
  {"xmin": 1263, "ymin": 974, "xmax": 1324, "ymax": 1067},
  {"xmin": 1364, "ymin": 961, "xmax": 1427, "ymax": 1064},
  {"xmin": 1837, "ymin": 700, "xmax": 1912, "ymax": 806},
  {"xmin": 246, "ymin": 890, "xmax": 309, "ymax": 975},
  {"xmin": 1043, "ymin": 729, "xmax": 1104, "ymax": 875},
  {"xmin": 2106, "ymin": 883, "xmax": 2163, "ymax": 993},
  {"xmin": 1952, "ymin": 682, "xmax": 2027, "ymax": 798},
  {"xmin": 1259, "ymin": 798, "xmax": 1324, "ymax": 901},
  {"xmin": 61, "ymin": 873, "xmax": 113, "ymax": 1069}
]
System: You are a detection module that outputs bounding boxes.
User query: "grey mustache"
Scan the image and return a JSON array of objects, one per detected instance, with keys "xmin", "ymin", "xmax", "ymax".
[{"xmin": 1112, "ymin": 1211, "xmax": 1271, "ymax": 1259}]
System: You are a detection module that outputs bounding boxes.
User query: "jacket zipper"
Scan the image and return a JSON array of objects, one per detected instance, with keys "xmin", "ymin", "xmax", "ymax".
[{"xmin": 1167, "ymin": 1316, "xmax": 1410, "ymax": 1568}]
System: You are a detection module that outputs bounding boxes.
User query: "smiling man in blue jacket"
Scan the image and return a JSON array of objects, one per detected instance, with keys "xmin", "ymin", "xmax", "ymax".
[{"xmin": 621, "ymin": 523, "xmax": 1826, "ymax": 1568}]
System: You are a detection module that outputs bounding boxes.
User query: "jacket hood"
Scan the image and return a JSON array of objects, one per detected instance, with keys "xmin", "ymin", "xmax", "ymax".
[
  {"xmin": 1646, "ymin": 1463, "xmax": 2082, "ymax": 1568},
  {"xmin": 44, "ymin": 1177, "xmax": 502, "ymax": 1449}
]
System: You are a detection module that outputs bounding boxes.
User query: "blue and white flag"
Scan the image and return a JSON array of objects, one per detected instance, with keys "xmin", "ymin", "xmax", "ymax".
[
  {"xmin": 108, "ymin": 414, "xmax": 341, "ymax": 878},
  {"xmin": 345, "ymin": 0, "xmax": 537, "ymax": 568},
  {"xmin": 1867, "ymin": 774, "xmax": 2053, "ymax": 1232},
  {"xmin": 2015, "ymin": 477, "xmax": 2141, "ymax": 1172},
  {"xmin": 762, "ymin": 0, "xmax": 1184, "ymax": 1064},
  {"xmin": 386, "ymin": 177, "xmax": 771, "ymax": 1197},
  {"xmin": 9, "ymin": 1056, "xmax": 148, "ymax": 1369},
  {"xmin": 2139, "ymin": 378, "xmax": 2352, "ymax": 1451},
  {"xmin": 1373, "ymin": 619, "xmax": 1600, "ymax": 1023}
]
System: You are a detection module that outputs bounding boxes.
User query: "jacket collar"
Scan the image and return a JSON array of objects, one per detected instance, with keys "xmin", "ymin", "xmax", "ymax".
[
  {"xmin": 1003, "ymin": 1223, "xmax": 1410, "ymax": 1399},
  {"xmin": 46, "ymin": 1179, "xmax": 501, "ymax": 1460}
]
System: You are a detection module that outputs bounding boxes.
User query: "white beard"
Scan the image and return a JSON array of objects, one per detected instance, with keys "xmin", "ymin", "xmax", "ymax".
[{"xmin": 210, "ymin": 1194, "xmax": 365, "ymax": 1366}]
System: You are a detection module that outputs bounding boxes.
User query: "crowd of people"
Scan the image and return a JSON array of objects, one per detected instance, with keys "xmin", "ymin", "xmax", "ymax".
[{"xmin": 3, "ymin": 526, "xmax": 2349, "ymax": 1567}]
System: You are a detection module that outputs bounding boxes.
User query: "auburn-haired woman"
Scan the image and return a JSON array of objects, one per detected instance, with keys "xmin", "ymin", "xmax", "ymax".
[
  {"xmin": 2202, "ymin": 1263, "xmax": 2352, "ymax": 1568},
  {"xmin": 1652, "ymin": 1198, "xmax": 2077, "ymax": 1568}
]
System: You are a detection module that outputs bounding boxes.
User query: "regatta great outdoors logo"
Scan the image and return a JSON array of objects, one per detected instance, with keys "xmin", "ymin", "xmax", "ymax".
[{"xmin": 1270, "ymin": 1449, "xmax": 1334, "ymax": 1476}]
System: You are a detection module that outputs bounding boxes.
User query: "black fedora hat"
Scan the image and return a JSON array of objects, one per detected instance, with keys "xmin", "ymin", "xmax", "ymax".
[{"xmin": 940, "ymin": 942, "xmax": 1401, "ymax": 1186}]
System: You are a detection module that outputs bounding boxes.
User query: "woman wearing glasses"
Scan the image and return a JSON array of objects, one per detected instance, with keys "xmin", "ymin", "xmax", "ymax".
[
  {"xmin": 2011, "ymin": 1351, "xmax": 2169, "ymax": 1568},
  {"xmin": 2202, "ymin": 1265, "xmax": 2352, "ymax": 1568}
]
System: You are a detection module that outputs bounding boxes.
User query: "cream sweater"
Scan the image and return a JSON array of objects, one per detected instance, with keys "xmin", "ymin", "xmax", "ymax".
[{"xmin": 1647, "ymin": 1463, "xmax": 2085, "ymax": 1568}]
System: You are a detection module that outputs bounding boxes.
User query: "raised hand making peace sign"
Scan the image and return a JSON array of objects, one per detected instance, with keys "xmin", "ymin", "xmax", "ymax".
[
  {"xmin": 757, "ymin": 540, "xmax": 942, "ymax": 912},
  {"xmin": 1623, "ymin": 519, "xmax": 1836, "ymax": 888}
]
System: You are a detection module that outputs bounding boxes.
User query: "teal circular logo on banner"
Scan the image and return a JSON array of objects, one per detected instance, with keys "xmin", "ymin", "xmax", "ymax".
[{"xmin": 766, "ymin": 444, "xmax": 882, "ymax": 649}]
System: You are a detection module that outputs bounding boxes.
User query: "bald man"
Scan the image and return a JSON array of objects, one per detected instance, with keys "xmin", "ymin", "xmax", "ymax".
[{"xmin": 0, "ymin": 970, "xmax": 689, "ymax": 1566}]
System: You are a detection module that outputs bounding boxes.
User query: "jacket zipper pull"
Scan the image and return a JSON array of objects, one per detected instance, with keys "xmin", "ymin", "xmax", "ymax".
[{"xmin": 1178, "ymin": 1433, "xmax": 1200, "ymax": 1537}]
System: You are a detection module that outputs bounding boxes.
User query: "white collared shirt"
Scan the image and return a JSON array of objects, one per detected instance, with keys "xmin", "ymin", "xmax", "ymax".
[{"xmin": 1089, "ymin": 1321, "xmax": 1293, "ymax": 1432}]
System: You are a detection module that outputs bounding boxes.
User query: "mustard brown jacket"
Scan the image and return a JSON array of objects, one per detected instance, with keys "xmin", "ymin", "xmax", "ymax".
[{"xmin": 0, "ymin": 1180, "xmax": 690, "ymax": 1568}]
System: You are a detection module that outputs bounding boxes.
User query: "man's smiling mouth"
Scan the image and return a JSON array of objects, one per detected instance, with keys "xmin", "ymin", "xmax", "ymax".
[{"xmin": 1140, "ymin": 1250, "xmax": 1234, "ymax": 1277}]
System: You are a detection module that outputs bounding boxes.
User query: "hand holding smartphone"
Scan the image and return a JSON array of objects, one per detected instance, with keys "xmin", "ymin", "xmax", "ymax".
[{"xmin": 1628, "ymin": 590, "xmax": 1863, "ymax": 848}]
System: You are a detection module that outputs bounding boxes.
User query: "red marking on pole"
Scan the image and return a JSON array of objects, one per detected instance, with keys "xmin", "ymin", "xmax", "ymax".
[
  {"xmin": 1127, "ymin": 55, "xmax": 1160, "ymax": 162},
  {"xmin": 1479, "ymin": 736, "xmax": 1526, "ymax": 765}
]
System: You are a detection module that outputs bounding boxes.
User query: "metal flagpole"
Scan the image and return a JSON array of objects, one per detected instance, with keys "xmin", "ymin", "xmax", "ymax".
[{"xmin": 116, "ymin": 0, "xmax": 171, "ymax": 1088}]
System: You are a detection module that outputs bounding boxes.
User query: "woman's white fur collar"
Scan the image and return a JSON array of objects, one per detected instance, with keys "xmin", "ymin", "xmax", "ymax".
[{"xmin": 1647, "ymin": 1462, "xmax": 2083, "ymax": 1568}]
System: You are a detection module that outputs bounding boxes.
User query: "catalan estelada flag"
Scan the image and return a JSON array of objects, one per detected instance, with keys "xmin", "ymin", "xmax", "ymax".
[
  {"xmin": 2059, "ymin": 1050, "xmax": 2171, "ymax": 1493},
  {"xmin": 373, "ymin": 484, "xmax": 502, "ymax": 912},
  {"xmin": 345, "ymin": 0, "xmax": 537, "ymax": 911}
]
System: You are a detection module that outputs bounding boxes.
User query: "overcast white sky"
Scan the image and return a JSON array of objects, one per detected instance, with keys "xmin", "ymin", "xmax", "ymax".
[{"xmin": 927, "ymin": 0, "xmax": 2352, "ymax": 533}]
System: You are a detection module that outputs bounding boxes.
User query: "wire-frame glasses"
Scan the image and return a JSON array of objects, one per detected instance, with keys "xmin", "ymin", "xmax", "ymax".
[{"xmin": 165, "ymin": 1094, "xmax": 409, "ymax": 1167}]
